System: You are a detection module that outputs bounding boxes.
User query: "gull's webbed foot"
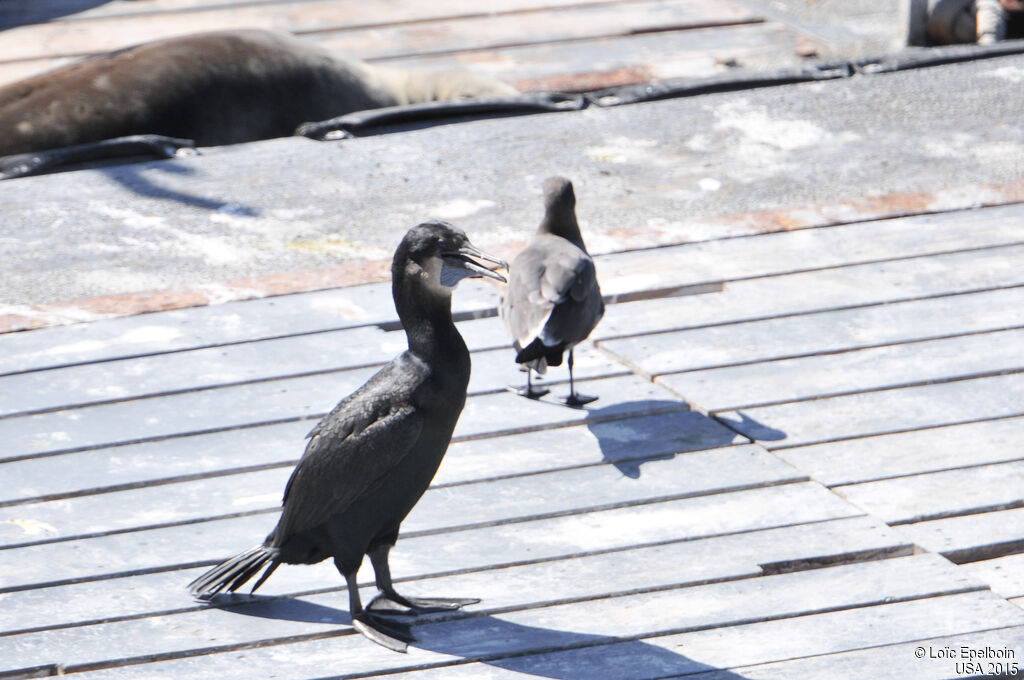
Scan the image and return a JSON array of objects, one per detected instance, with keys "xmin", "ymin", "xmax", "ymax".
[
  {"xmin": 563, "ymin": 392, "xmax": 598, "ymax": 407},
  {"xmin": 509, "ymin": 383, "xmax": 550, "ymax": 399}
]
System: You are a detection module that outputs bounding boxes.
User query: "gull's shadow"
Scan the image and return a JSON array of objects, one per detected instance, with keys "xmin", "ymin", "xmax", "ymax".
[
  {"xmin": 584, "ymin": 400, "xmax": 786, "ymax": 479},
  {"xmin": 211, "ymin": 594, "xmax": 745, "ymax": 679},
  {"xmin": 713, "ymin": 411, "xmax": 788, "ymax": 443}
]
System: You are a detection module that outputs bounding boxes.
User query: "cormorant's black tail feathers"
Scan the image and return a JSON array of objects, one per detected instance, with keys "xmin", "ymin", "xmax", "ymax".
[{"xmin": 187, "ymin": 545, "xmax": 280, "ymax": 600}]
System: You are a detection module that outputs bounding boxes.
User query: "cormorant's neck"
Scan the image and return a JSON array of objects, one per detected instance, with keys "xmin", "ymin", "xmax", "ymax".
[{"xmin": 393, "ymin": 272, "xmax": 467, "ymax": 362}]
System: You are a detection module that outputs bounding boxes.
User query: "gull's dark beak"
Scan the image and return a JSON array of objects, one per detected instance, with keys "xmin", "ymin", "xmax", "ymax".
[{"xmin": 442, "ymin": 242, "xmax": 508, "ymax": 285}]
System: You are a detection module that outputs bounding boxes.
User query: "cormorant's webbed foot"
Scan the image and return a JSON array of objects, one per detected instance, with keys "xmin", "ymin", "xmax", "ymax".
[
  {"xmin": 353, "ymin": 612, "xmax": 415, "ymax": 653},
  {"xmin": 563, "ymin": 392, "xmax": 598, "ymax": 408},
  {"xmin": 368, "ymin": 592, "xmax": 481, "ymax": 615}
]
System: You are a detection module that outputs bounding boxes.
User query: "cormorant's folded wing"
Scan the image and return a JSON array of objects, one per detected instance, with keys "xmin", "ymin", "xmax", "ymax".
[{"xmin": 271, "ymin": 381, "xmax": 424, "ymax": 541}]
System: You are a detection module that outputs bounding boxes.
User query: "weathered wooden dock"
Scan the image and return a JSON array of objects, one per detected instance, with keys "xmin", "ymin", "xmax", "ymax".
[
  {"xmin": 2, "ymin": 199, "xmax": 1024, "ymax": 679},
  {"xmin": 2, "ymin": 0, "xmax": 1024, "ymax": 678}
]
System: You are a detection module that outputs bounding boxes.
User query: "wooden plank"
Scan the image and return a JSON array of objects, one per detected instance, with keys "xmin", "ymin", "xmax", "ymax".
[
  {"xmin": 657, "ymin": 328, "xmax": 1024, "ymax": 413},
  {"xmin": 0, "ymin": 482, "xmax": 855, "ymax": 591},
  {"xmin": 9, "ymin": 242, "xmax": 1024, "ymax": 418},
  {"xmin": 0, "ymin": 363, "xmax": 375, "ymax": 460},
  {"xmin": 49, "ymin": 596, "xmax": 1020, "ymax": 680},
  {"xmin": 0, "ymin": 331, "xmax": 611, "ymax": 418},
  {"xmin": 0, "ymin": 557, "xmax": 978, "ymax": 675},
  {"xmin": 691, "ymin": 626, "xmax": 1024, "ymax": 680},
  {"xmin": 0, "ymin": 0, "xmax": 352, "ymax": 24},
  {"xmin": 1, "ymin": 554, "xmax": 981, "ymax": 678},
  {"xmin": 776, "ymin": 417, "xmax": 1024, "ymax": 487},
  {"xmin": 629, "ymin": 593, "xmax": 1023, "ymax": 676},
  {"xmin": 600, "ymin": 286, "xmax": 1024, "ymax": 377},
  {"xmin": 594, "ymin": 202, "xmax": 1024, "ymax": 299},
  {"xmin": 379, "ymin": 22, "xmax": 813, "ymax": 86},
  {"xmin": 0, "ymin": 0, "xmax": 757, "ymax": 24},
  {"xmin": 0, "ymin": 1, "xmax": 765, "ymax": 94},
  {"xmin": 897, "ymin": 507, "xmax": 1024, "ymax": 563},
  {"xmin": 0, "ymin": 0, "xmax": 754, "ymax": 61},
  {"xmin": 323, "ymin": 593, "xmax": 1024, "ymax": 680},
  {"xmin": 0, "ymin": 515, "xmax": 906, "ymax": 638},
  {"xmin": 0, "ymin": 373, "xmax": 683, "ymax": 461},
  {"xmin": 306, "ymin": 0, "xmax": 761, "ymax": 61},
  {"xmin": 0, "ymin": 0, "xmax": 761, "ymax": 61},
  {"xmin": 966, "ymin": 553, "xmax": 1024, "ymax": 599},
  {"xmin": 0, "ymin": 420, "xmax": 308, "ymax": 505},
  {"xmin": 2, "ymin": 205, "xmax": 1021, "ymax": 376},
  {"xmin": 0, "ymin": 324, "xmax": 407, "ymax": 417},
  {"xmin": 1, "ymin": 0, "xmax": 253, "ymax": 24},
  {"xmin": 832, "ymin": 461, "xmax": 1024, "ymax": 525},
  {"xmin": 595, "ymin": 243, "xmax": 1024, "ymax": 341},
  {"xmin": 0, "ymin": 278, "xmax": 498, "ymax": 376},
  {"xmin": 0, "ymin": 444, "xmax": 792, "ymax": 548},
  {"xmin": 1, "ymin": 408, "xmax": 737, "ymax": 506},
  {"xmin": 8, "ymin": 245, "xmax": 1024, "ymax": 418},
  {"xmin": 0, "ymin": 408, "xmax": 737, "ymax": 505},
  {"xmin": 714, "ymin": 373, "xmax": 1024, "ymax": 449}
]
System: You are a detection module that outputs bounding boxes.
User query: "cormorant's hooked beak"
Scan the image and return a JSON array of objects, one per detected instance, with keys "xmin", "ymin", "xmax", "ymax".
[{"xmin": 441, "ymin": 242, "xmax": 508, "ymax": 286}]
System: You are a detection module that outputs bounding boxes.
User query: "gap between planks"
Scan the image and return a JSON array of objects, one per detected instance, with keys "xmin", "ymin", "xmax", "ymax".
[
  {"xmin": 0, "ymin": 0, "xmax": 758, "ymax": 64},
  {"xmin": 2, "ymin": 206, "xmax": 1021, "ymax": 378},
  {"xmin": 5, "ymin": 241, "xmax": 1018, "ymax": 428},
  {"xmin": 0, "ymin": 385, "xmax": 694, "ymax": 465},
  {"xmin": 0, "ymin": 555, "xmax": 973, "ymax": 679},
  {"xmin": 685, "ymin": 354, "xmax": 1024, "ymax": 414},
  {"xmin": 0, "ymin": 483, "xmax": 861, "ymax": 593},
  {"xmin": 0, "ymin": 406, "xmax": 713, "ymax": 508},
  {"xmin": 737, "ymin": 412, "xmax": 1024, "ymax": 454},
  {"xmin": 1, "ymin": 516, "xmax": 905, "ymax": 639},
  {"xmin": 2, "ymin": 251, "xmax": 1020, "ymax": 419},
  {"xmin": 0, "ymin": 470, "xmax": 805, "ymax": 554},
  {"xmin": 18, "ymin": 574, "xmax": 990, "ymax": 679}
]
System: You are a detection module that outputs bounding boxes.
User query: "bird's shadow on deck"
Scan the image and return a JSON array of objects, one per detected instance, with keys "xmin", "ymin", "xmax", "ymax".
[
  {"xmin": 584, "ymin": 400, "xmax": 786, "ymax": 479},
  {"xmin": 99, "ymin": 161, "xmax": 260, "ymax": 215},
  {"xmin": 214, "ymin": 594, "xmax": 745, "ymax": 679}
]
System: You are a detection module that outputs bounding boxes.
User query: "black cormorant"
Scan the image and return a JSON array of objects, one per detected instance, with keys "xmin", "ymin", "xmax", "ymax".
[
  {"xmin": 500, "ymin": 176, "xmax": 605, "ymax": 406},
  {"xmin": 188, "ymin": 222, "xmax": 507, "ymax": 652}
]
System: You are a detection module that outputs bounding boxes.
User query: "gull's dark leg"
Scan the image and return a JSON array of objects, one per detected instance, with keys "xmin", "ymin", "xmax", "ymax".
[
  {"xmin": 339, "ymin": 559, "xmax": 413, "ymax": 652},
  {"xmin": 509, "ymin": 367, "xmax": 550, "ymax": 399},
  {"xmin": 526, "ymin": 370, "xmax": 550, "ymax": 398},
  {"xmin": 366, "ymin": 544, "xmax": 480, "ymax": 615},
  {"xmin": 563, "ymin": 348, "xmax": 597, "ymax": 407}
]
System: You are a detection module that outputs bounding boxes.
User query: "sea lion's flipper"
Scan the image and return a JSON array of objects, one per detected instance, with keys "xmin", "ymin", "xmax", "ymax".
[{"xmin": 0, "ymin": 134, "xmax": 196, "ymax": 180}]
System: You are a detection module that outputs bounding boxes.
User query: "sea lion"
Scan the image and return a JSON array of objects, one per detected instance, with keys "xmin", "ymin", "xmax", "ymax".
[{"xmin": 0, "ymin": 29, "xmax": 517, "ymax": 159}]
